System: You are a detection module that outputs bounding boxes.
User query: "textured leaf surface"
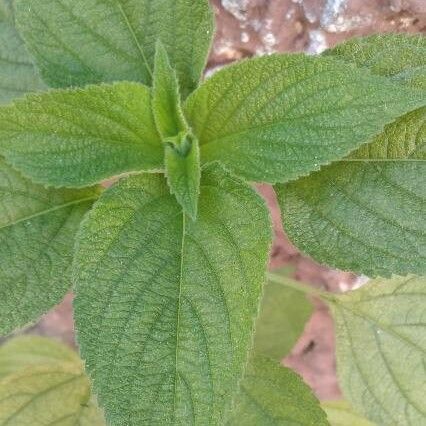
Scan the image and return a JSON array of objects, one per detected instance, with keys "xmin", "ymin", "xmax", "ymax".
[
  {"xmin": 0, "ymin": 335, "xmax": 79, "ymax": 379},
  {"xmin": 15, "ymin": 0, "xmax": 214, "ymax": 97},
  {"xmin": 322, "ymin": 401, "xmax": 375, "ymax": 426},
  {"xmin": 329, "ymin": 275, "xmax": 426, "ymax": 426},
  {"xmin": 253, "ymin": 273, "xmax": 313, "ymax": 360},
  {"xmin": 0, "ymin": 363, "xmax": 105, "ymax": 425},
  {"xmin": 74, "ymin": 163, "xmax": 272, "ymax": 425},
  {"xmin": 185, "ymin": 53, "xmax": 423, "ymax": 184},
  {"xmin": 228, "ymin": 356, "xmax": 328, "ymax": 425},
  {"xmin": 276, "ymin": 36, "xmax": 426, "ymax": 277},
  {"xmin": 0, "ymin": 82, "xmax": 162, "ymax": 187},
  {"xmin": 0, "ymin": 1, "xmax": 45, "ymax": 104},
  {"xmin": 0, "ymin": 158, "xmax": 98, "ymax": 335}
]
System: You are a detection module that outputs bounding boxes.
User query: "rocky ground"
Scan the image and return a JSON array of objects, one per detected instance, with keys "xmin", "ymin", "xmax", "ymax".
[{"xmin": 15, "ymin": 0, "xmax": 426, "ymax": 401}]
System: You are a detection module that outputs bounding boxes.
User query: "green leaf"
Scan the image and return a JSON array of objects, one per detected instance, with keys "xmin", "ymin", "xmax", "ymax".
[
  {"xmin": 184, "ymin": 53, "xmax": 423, "ymax": 184},
  {"xmin": 322, "ymin": 401, "xmax": 375, "ymax": 426},
  {"xmin": 0, "ymin": 158, "xmax": 99, "ymax": 336},
  {"xmin": 0, "ymin": 82, "xmax": 163, "ymax": 188},
  {"xmin": 325, "ymin": 34, "xmax": 426, "ymax": 89},
  {"xmin": 165, "ymin": 136, "xmax": 201, "ymax": 220},
  {"xmin": 0, "ymin": 363, "xmax": 105, "ymax": 425},
  {"xmin": 328, "ymin": 275, "xmax": 426, "ymax": 426},
  {"xmin": 253, "ymin": 272, "xmax": 313, "ymax": 360},
  {"xmin": 0, "ymin": 0, "xmax": 46, "ymax": 104},
  {"xmin": 73, "ymin": 163, "xmax": 272, "ymax": 425},
  {"xmin": 15, "ymin": 0, "xmax": 214, "ymax": 98},
  {"xmin": 227, "ymin": 355, "xmax": 328, "ymax": 425},
  {"xmin": 276, "ymin": 36, "xmax": 426, "ymax": 277},
  {"xmin": 0, "ymin": 335, "xmax": 79, "ymax": 380}
]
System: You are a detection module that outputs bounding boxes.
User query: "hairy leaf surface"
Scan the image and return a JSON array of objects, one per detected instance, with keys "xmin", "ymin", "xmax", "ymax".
[
  {"xmin": 73, "ymin": 163, "xmax": 272, "ymax": 425},
  {"xmin": 185, "ymin": 53, "xmax": 423, "ymax": 183},
  {"xmin": 0, "ymin": 363, "xmax": 105, "ymax": 425},
  {"xmin": 0, "ymin": 158, "xmax": 99, "ymax": 335},
  {"xmin": 0, "ymin": 336, "xmax": 79, "ymax": 379},
  {"xmin": 276, "ymin": 35, "xmax": 425, "ymax": 276},
  {"xmin": 322, "ymin": 401, "xmax": 375, "ymax": 426},
  {"xmin": 253, "ymin": 273, "xmax": 313, "ymax": 360},
  {"xmin": 15, "ymin": 0, "xmax": 214, "ymax": 97},
  {"xmin": 0, "ymin": 82, "xmax": 163, "ymax": 187},
  {"xmin": 329, "ymin": 275, "xmax": 426, "ymax": 426},
  {"xmin": 0, "ymin": 0, "xmax": 45, "ymax": 104},
  {"xmin": 228, "ymin": 356, "xmax": 328, "ymax": 425}
]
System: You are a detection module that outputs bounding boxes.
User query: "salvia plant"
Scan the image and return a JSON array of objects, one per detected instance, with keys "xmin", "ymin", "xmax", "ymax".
[{"xmin": 0, "ymin": 0, "xmax": 424, "ymax": 424}]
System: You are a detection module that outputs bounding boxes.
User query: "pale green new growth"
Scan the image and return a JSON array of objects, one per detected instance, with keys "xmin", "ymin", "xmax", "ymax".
[
  {"xmin": 185, "ymin": 53, "xmax": 423, "ymax": 184},
  {"xmin": 0, "ymin": 158, "xmax": 99, "ymax": 335},
  {"xmin": 74, "ymin": 163, "xmax": 272, "ymax": 425},
  {"xmin": 153, "ymin": 42, "xmax": 201, "ymax": 219},
  {"xmin": 0, "ymin": 82, "xmax": 163, "ymax": 187},
  {"xmin": 276, "ymin": 34, "xmax": 425, "ymax": 277},
  {"xmin": 0, "ymin": 336, "xmax": 105, "ymax": 425},
  {"xmin": 322, "ymin": 401, "xmax": 375, "ymax": 426},
  {"xmin": 0, "ymin": 0, "xmax": 45, "ymax": 104},
  {"xmin": 15, "ymin": 0, "xmax": 214, "ymax": 98},
  {"xmin": 329, "ymin": 275, "xmax": 426, "ymax": 426},
  {"xmin": 228, "ymin": 356, "xmax": 328, "ymax": 425},
  {"xmin": 253, "ymin": 273, "xmax": 313, "ymax": 360}
]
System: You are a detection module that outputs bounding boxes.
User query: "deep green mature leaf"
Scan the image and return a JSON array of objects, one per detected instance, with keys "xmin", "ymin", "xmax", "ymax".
[
  {"xmin": 0, "ymin": 158, "xmax": 99, "ymax": 336},
  {"xmin": 276, "ymin": 35, "xmax": 426, "ymax": 277},
  {"xmin": 0, "ymin": 0, "xmax": 46, "ymax": 104},
  {"xmin": 322, "ymin": 401, "xmax": 375, "ymax": 426},
  {"xmin": 253, "ymin": 273, "xmax": 313, "ymax": 360},
  {"xmin": 0, "ymin": 82, "xmax": 163, "ymax": 187},
  {"xmin": 73, "ymin": 163, "xmax": 272, "ymax": 425},
  {"xmin": 227, "ymin": 355, "xmax": 328, "ymax": 425},
  {"xmin": 15, "ymin": 0, "xmax": 214, "ymax": 98},
  {"xmin": 152, "ymin": 41, "xmax": 200, "ymax": 219},
  {"xmin": 185, "ymin": 53, "xmax": 423, "ymax": 184},
  {"xmin": 0, "ymin": 363, "xmax": 105, "ymax": 425},
  {"xmin": 328, "ymin": 275, "xmax": 426, "ymax": 426}
]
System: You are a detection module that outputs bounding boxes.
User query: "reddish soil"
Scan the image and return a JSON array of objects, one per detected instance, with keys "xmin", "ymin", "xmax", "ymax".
[{"xmin": 8, "ymin": 0, "xmax": 425, "ymax": 402}]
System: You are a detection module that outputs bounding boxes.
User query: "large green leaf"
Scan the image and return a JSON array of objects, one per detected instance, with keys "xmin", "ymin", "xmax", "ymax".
[
  {"xmin": 73, "ymin": 163, "xmax": 272, "ymax": 425},
  {"xmin": 276, "ymin": 35, "xmax": 425, "ymax": 277},
  {"xmin": 253, "ymin": 272, "xmax": 313, "ymax": 360},
  {"xmin": 0, "ymin": 336, "xmax": 105, "ymax": 425},
  {"xmin": 227, "ymin": 355, "xmax": 328, "ymax": 425},
  {"xmin": 0, "ymin": 82, "xmax": 163, "ymax": 187},
  {"xmin": 15, "ymin": 0, "xmax": 214, "ymax": 98},
  {"xmin": 0, "ymin": 335, "xmax": 79, "ymax": 379},
  {"xmin": 0, "ymin": 0, "xmax": 46, "ymax": 104},
  {"xmin": 328, "ymin": 275, "xmax": 426, "ymax": 426},
  {"xmin": 322, "ymin": 401, "xmax": 375, "ymax": 426},
  {"xmin": 184, "ymin": 53, "xmax": 423, "ymax": 184},
  {"xmin": 0, "ymin": 158, "xmax": 99, "ymax": 335},
  {"xmin": 152, "ymin": 41, "xmax": 200, "ymax": 219}
]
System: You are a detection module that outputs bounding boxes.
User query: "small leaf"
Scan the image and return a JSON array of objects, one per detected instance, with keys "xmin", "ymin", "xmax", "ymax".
[
  {"xmin": 165, "ymin": 135, "xmax": 201, "ymax": 220},
  {"xmin": 322, "ymin": 401, "xmax": 375, "ymax": 426},
  {"xmin": 73, "ymin": 163, "xmax": 272, "ymax": 425},
  {"xmin": 0, "ymin": 335, "xmax": 79, "ymax": 380},
  {"xmin": 0, "ymin": 158, "xmax": 99, "ymax": 335},
  {"xmin": 185, "ymin": 53, "xmax": 423, "ymax": 184},
  {"xmin": 0, "ymin": 82, "xmax": 163, "ymax": 187},
  {"xmin": 0, "ymin": 1, "xmax": 46, "ymax": 104},
  {"xmin": 0, "ymin": 363, "xmax": 105, "ymax": 425},
  {"xmin": 253, "ymin": 273, "xmax": 313, "ymax": 360},
  {"xmin": 227, "ymin": 355, "xmax": 328, "ymax": 425},
  {"xmin": 276, "ymin": 35, "xmax": 426, "ymax": 277},
  {"xmin": 328, "ymin": 275, "xmax": 426, "ymax": 426},
  {"xmin": 15, "ymin": 0, "xmax": 214, "ymax": 97}
]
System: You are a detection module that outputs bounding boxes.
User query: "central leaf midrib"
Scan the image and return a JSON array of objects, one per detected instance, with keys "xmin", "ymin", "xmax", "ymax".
[{"xmin": 0, "ymin": 195, "xmax": 97, "ymax": 231}]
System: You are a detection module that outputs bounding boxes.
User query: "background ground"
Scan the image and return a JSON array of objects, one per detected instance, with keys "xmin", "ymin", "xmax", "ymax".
[{"xmin": 11, "ymin": 0, "xmax": 426, "ymax": 402}]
